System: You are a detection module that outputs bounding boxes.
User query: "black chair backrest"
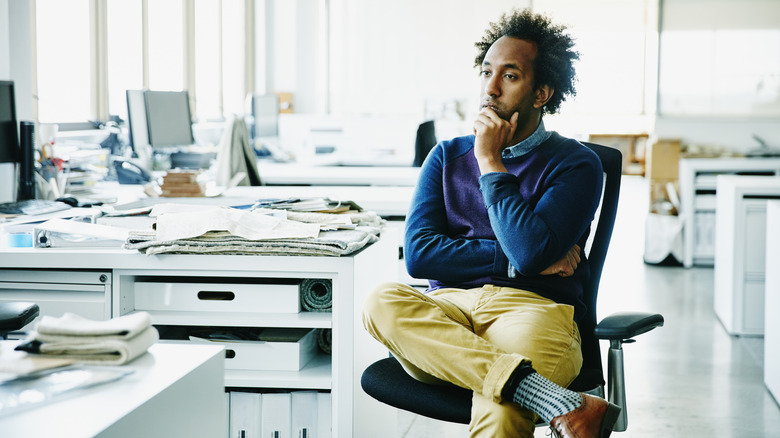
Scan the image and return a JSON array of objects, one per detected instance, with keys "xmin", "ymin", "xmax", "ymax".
[
  {"xmin": 574, "ymin": 142, "xmax": 622, "ymax": 389},
  {"xmin": 413, "ymin": 120, "xmax": 437, "ymax": 167}
]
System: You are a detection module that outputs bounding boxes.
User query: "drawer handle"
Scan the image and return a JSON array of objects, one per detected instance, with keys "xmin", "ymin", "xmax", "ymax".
[
  {"xmin": 197, "ymin": 291, "xmax": 236, "ymax": 301},
  {"xmin": 225, "ymin": 349, "xmax": 236, "ymax": 359}
]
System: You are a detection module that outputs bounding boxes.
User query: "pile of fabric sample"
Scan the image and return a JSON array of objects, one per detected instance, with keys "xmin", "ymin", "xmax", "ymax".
[{"xmin": 15, "ymin": 312, "xmax": 159, "ymax": 365}]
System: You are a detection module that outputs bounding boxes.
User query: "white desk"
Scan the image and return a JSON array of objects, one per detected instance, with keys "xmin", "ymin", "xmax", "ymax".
[
  {"xmin": 713, "ymin": 175, "xmax": 780, "ymax": 336},
  {"xmin": 256, "ymin": 160, "xmax": 420, "ymax": 186},
  {"xmin": 765, "ymin": 201, "xmax": 780, "ymax": 401},
  {"xmin": 678, "ymin": 157, "xmax": 780, "ymax": 267},
  {"xmin": 0, "ymin": 231, "xmax": 399, "ymax": 438},
  {"xmin": 0, "ymin": 343, "xmax": 225, "ymax": 438},
  {"xmin": 113, "ymin": 185, "xmax": 415, "ymax": 218}
]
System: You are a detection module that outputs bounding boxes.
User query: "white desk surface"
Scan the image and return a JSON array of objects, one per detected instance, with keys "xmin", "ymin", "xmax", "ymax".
[
  {"xmin": 256, "ymin": 160, "xmax": 421, "ymax": 186},
  {"xmin": 110, "ymin": 184, "xmax": 415, "ymax": 217},
  {"xmin": 0, "ymin": 343, "xmax": 225, "ymax": 438}
]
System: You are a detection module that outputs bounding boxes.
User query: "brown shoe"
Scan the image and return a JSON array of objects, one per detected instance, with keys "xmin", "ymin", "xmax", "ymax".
[{"xmin": 549, "ymin": 393, "xmax": 621, "ymax": 438}]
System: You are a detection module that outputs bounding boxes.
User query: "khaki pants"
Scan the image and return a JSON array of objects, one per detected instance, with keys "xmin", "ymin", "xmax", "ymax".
[{"xmin": 362, "ymin": 282, "xmax": 582, "ymax": 438}]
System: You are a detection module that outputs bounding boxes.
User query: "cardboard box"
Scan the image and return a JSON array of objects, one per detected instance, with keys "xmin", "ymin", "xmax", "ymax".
[
  {"xmin": 646, "ymin": 139, "xmax": 681, "ymax": 181},
  {"xmin": 649, "ymin": 178, "xmax": 679, "ymax": 214}
]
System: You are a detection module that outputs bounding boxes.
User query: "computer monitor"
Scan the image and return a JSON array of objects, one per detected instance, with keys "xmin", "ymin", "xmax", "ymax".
[
  {"xmin": 126, "ymin": 89, "xmax": 150, "ymax": 150},
  {"xmin": 251, "ymin": 93, "xmax": 279, "ymax": 139},
  {"xmin": 144, "ymin": 90, "xmax": 195, "ymax": 149},
  {"xmin": 0, "ymin": 81, "xmax": 19, "ymax": 164}
]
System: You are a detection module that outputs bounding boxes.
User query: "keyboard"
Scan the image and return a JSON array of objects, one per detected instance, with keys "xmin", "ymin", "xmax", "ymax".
[{"xmin": 0, "ymin": 199, "xmax": 72, "ymax": 216}]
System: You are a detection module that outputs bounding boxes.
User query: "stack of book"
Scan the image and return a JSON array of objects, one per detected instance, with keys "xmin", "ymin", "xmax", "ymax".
[{"xmin": 159, "ymin": 171, "xmax": 205, "ymax": 197}]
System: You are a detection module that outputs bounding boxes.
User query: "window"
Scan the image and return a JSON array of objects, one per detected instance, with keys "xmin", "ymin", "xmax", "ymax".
[
  {"xmin": 106, "ymin": 0, "xmax": 143, "ymax": 122},
  {"xmin": 147, "ymin": 0, "xmax": 184, "ymax": 92},
  {"xmin": 35, "ymin": 0, "xmax": 91, "ymax": 123},
  {"xmin": 34, "ymin": 0, "xmax": 252, "ymax": 125}
]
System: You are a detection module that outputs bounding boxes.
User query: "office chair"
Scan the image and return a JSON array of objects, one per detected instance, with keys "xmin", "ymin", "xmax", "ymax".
[
  {"xmin": 361, "ymin": 142, "xmax": 664, "ymax": 432},
  {"xmin": 413, "ymin": 120, "xmax": 437, "ymax": 167},
  {"xmin": 0, "ymin": 302, "xmax": 40, "ymax": 340}
]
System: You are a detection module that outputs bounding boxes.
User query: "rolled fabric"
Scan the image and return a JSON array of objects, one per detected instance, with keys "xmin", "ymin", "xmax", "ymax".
[
  {"xmin": 316, "ymin": 328, "xmax": 332, "ymax": 355},
  {"xmin": 300, "ymin": 278, "xmax": 332, "ymax": 312}
]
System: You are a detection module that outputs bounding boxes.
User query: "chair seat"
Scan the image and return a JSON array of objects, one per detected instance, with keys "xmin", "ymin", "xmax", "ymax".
[
  {"xmin": 361, "ymin": 356, "xmax": 605, "ymax": 425},
  {"xmin": 362, "ymin": 356, "xmax": 472, "ymax": 424},
  {"xmin": 0, "ymin": 302, "xmax": 40, "ymax": 332}
]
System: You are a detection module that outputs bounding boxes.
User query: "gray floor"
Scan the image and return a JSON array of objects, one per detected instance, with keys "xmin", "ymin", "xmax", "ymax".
[{"xmin": 396, "ymin": 176, "xmax": 780, "ymax": 437}]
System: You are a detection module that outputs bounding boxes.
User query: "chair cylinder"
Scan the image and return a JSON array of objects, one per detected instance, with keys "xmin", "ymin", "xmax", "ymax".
[{"xmin": 607, "ymin": 340, "xmax": 628, "ymax": 432}]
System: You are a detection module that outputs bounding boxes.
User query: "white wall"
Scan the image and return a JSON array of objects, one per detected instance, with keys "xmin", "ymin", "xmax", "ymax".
[
  {"xmin": 655, "ymin": 0, "xmax": 780, "ymax": 152},
  {"xmin": 328, "ymin": 0, "xmax": 528, "ymax": 120},
  {"xmin": 8, "ymin": 0, "xmax": 33, "ymax": 121},
  {"xmin": 0, "ymin": 0, "xmax": 14, "ymax": 202},
  {"xmin": 0, "ymin": 0, "xmax": 9, "ymax": 79}
]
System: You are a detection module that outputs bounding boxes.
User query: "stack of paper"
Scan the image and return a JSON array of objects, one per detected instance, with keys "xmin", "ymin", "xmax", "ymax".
[{"xmin": 252, "ymin": 197, "xmax": 360, "ymax": 214}]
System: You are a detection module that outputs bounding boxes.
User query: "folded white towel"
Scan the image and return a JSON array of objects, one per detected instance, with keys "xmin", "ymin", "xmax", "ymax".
[
  {"xmin": 35, "ymin": 325, "xmax": 159, "ymax": 365},
  {"xmin": 36, "ymin": 312, "xmax": 152, "ymax": 340},
  {"xmin": 27, "ymin": 312, "xmax": 158, "ymax": 365}
]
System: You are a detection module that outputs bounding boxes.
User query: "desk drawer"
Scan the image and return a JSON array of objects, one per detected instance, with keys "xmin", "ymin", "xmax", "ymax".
[{"xmin": 135, "ymin": 280, "xmax": 301, "ymax": 313}]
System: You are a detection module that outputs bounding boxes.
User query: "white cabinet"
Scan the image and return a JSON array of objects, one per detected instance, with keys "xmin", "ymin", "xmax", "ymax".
[
  {"xmin": 765, "ymin": 201, "xmax": 780, "ymax": 400},
  {"xmin": 0, "ymin": 269, "xmax": 112, "ymax": 334},
  {"xmin": 713, "ymin": 175, "xmax": 780, "ymax": 336},
  {"xmin": 0, "ymin": 230, "xmax": 398, "ymax": 438},
  {"xmin": 679, "ymin": 157, "xmax": 780, "ymax": 267}
]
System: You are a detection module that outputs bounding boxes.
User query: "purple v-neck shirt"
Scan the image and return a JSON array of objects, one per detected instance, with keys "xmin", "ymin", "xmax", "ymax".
[{"xmin": 404, "ymin": 130, "xmax": 603, "ymax": 322}]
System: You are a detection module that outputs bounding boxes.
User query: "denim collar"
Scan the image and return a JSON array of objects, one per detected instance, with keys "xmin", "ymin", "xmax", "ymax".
[{"xmin": 501, "ymin": 119, "xmax": 551, "ymax": 159}]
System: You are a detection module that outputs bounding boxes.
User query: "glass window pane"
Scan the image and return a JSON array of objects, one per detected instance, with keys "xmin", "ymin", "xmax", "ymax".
[
  {"xmin": 107, "ymin": 0, "xmax": 143, "ymax": 121},
  {"xmin": 148, "ymin": 0, "xmax": 184, "ymax": 91},
  {"xmin": 222, "ymin": 1, "xmax": 246, "ymax": 118},
  {"xmin": 36, "ymin": 0, "xmax": 91, "ymax": 123},
  {"xmin": 194, "ymin": 0, "xmax": 222, "ymax": 122}
]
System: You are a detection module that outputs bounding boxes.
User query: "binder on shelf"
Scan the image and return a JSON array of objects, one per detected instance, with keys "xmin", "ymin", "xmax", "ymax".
[
  {"xmin": 291, "ymin": 391, "xmax": 318, "ymax": 438},
  {"xmin": 261, "ymin": 392, "xmax": 291, "ymax": 438},
  {"xmin": 229, "ymin": 391, "xmax": 261, "ymax": 438},
  {"xmin": 224, "ymin": 392, "xmax": 230, "ymax": 438},
  {"xmin": 317, "ymin": 392, "xmax": 332, "ymax": 438}
]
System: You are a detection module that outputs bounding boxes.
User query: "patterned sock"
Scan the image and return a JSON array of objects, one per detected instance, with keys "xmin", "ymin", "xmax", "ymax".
[{"xmin": 505, "ymin": 370, "xmax": 582, "ymax": 424}]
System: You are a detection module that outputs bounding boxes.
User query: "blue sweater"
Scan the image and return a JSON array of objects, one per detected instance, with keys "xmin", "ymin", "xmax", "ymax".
[{"xmin": 404, "ymin": 132, "xmax": 603, "ymax": 322}]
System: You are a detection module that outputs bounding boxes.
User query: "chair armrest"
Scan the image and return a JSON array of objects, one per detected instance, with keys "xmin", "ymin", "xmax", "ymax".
[
  {"xmin": 0, "ymin": 302, "xmax": 40, "ymax": 332},
  {"xmin": 594, "ymin": 311, "xmax": 664, "ymax": 341}
]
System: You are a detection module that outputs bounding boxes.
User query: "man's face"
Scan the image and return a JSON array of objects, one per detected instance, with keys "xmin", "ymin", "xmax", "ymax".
[{"xmin": 479, "ymin": 36, "xmax": 544, "ymax": 131}]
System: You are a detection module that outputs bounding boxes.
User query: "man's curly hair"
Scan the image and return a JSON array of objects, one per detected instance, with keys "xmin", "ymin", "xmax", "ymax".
[{"xmin": 474, "ymin": 8, "xmax": 579, "ymax": 115}]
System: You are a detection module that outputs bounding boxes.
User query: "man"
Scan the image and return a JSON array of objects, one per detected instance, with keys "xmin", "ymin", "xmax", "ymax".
[{"xmin": 362, "ymin": 8, "xmax": 621, "ymax": 438}]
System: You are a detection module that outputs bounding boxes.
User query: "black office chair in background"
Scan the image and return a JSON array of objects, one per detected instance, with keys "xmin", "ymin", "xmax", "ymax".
[
  {"xmin": 413, "ymin": 120, "xmax": 437, "ymax": 167},
  {"xmin": 361, "ymin": 142, "xmax": 664, "ymax": 432},
  {"xmin": 0, "ymin": 302, "xmax": 39, "ymax": 340}
]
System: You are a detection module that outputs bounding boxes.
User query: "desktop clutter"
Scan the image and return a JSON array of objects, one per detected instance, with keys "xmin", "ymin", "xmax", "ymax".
[{"xmin": 2, "ymin": 108, "xmax": 394, "ymax": 252}]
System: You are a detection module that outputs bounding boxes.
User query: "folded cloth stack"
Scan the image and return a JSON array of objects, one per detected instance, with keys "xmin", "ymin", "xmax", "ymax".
[
  {"xmin": 16, "ymin": 312, "xmax": 159, "ymax": 365},
  {"xmin": 125, "ymin": 228, "xmax": 379, "ymax": 256}
]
